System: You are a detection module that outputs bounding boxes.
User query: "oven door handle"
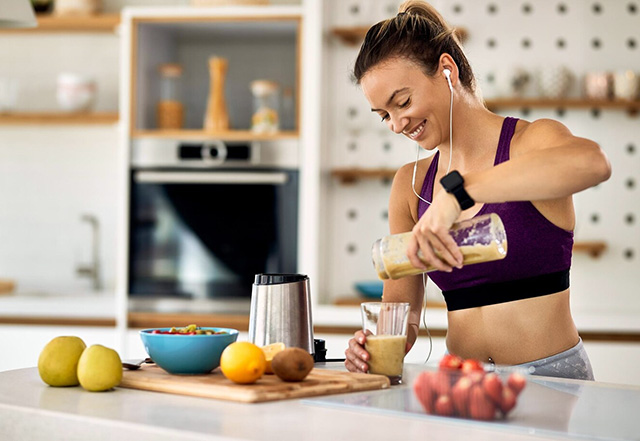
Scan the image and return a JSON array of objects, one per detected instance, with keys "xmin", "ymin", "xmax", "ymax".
[{"xmin": 134, "ymin": 171, "xmax": 289, "ymax": 185}]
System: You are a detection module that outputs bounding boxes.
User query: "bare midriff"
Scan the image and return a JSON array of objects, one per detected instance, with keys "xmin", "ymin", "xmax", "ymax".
[{"xmin": 445, "ymin": 289, "xmax": 580, "ymax": 365}]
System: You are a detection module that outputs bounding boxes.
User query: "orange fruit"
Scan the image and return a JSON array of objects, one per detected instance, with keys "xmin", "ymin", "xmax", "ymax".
[
  {"xmin": 220, "ymin": 342, "xmax": 266, "ymax": 384},
  {"xmin": 261, "ymin": 342, "xmax": 286, "ymax": 374}
]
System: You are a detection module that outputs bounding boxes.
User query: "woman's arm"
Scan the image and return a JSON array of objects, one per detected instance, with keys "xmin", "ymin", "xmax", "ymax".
[
  {"xmin": 465, "ymin": 119, "xmax": 611, "ymax": 203},
  {"xmin": 405, "ymin": 119, "xmax": 611, "ymax": 272},
  {"xmin": 383, "ymin": 163, "xmax": 431, "ymax": 351}
]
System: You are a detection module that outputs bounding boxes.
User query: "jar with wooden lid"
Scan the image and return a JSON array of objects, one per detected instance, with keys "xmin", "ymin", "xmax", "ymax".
[
  {"xmin": 251, "ymin": 80, "xmax": 279, "ymax": 133},
  {"xmin": 157, "ymin": 63, "xmax": 184, "ymax": 130}
]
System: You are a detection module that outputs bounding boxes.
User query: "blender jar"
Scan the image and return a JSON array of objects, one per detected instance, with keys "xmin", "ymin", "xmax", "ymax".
[{"xmin": 372, "ymin": 213, "xmax": 508, "ymax": 280}]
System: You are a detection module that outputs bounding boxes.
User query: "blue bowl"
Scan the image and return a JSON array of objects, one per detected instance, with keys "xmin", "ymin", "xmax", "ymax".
[
  {"xmin": 139, "ymin": 327, "xmax": 239, "ymax": 374},
  {"xmin": 354, "ymin": 281, "xmax": 384, "ymax": 299}
]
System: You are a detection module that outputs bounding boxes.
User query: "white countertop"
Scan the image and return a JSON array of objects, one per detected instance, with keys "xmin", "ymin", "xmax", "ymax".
[
  {"xmin": 1, "ymin": 364, "xmax": 639, "ymax": 441},
  {"xmin": 1, "ymin": 293, "xmax": 640, "ymax": 334}
]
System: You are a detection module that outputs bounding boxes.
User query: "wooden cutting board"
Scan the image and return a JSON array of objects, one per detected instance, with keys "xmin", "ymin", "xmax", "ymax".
[{"xmin": 119, "ymin": 365, "xmax": 390, "ymax": 403}]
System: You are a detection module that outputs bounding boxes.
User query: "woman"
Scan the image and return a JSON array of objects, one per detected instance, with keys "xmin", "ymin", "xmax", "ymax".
[{"xmin": 344, "ymin": 1, "xmax": 611, "ymax": 380}]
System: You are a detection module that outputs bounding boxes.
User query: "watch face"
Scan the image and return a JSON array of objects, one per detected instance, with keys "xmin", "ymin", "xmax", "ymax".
[{"xmin": 441, "ymin": 171, "xmax": 463, "ymax": 190}]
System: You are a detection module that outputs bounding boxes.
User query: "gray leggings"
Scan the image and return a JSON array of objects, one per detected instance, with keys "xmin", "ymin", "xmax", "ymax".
[{"xmin": 513, "ymin": 338, "xmax": 595, "ymax": 381}]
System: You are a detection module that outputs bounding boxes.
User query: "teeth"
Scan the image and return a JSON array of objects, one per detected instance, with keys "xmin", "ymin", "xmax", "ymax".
[{"xmin": 407, "ymin": 122, "xmax": 425, "ymax": 139}]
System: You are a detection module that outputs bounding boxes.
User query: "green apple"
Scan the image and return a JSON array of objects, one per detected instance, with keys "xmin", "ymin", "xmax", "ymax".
[
  {"xmin": 38, "ymin": 336, "xmax": 86, "ymax": 387},
  {"xmin": 77, "ymin": 344, "xmax": 122, "ymax": 392}
]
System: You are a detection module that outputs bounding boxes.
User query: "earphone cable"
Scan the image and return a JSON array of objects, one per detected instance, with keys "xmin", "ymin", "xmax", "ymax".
[
  {"xmin": 411, "ymin": 77, "xmax": 454, "ymax": 205},
  {"xmin": 422, "ymin": 272, "xmax": 433, "ymax": 364}
]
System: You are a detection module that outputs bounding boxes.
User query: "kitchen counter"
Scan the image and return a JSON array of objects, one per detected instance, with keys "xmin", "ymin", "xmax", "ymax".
[{"xmin": 1, "ymin": 364, "xmax": 639, "ymax": 441}]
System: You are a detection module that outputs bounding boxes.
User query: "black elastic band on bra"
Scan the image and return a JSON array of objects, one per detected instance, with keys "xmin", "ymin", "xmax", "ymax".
[{"xmin": 442, "ymin": 269, "xmax": 570, "ymax": 311}]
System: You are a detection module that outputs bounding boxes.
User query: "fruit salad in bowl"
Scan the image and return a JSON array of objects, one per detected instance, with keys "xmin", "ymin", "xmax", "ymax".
[{"xmin": 139, "ymin": 324, "xmax": 238, "ymax": 374}]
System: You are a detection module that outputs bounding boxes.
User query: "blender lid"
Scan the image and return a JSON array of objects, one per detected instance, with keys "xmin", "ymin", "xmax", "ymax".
[{"xmin": 254, "ymin": 273, "xmax": 308, "ymax": 285}]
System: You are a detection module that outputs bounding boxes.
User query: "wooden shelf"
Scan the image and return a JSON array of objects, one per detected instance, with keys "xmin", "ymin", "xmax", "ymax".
[
  {"xmin": 331, "ymin": 25, "xmax": 370, "ymax": 45},
  {"xmin": 331, "ymin": 167, "xmax": 397, "ymax": 183},
  {"xmin": 0, "ymin": 13, "xmax": 121, "ymax": 33},
  {"xmin": 573, "ymin": 241, "xmax": 607, "ymax": 258},
  {"xmin": 485, "ymin": 98, "xmax": 640, "ymax": 115},
  {"xmin": 331, "ymin": 25, "xmax": 468, "ymax": 46},
  {"xmin": 0, "ymin": 112, "xmax": 119, "ymax": 125},
  {"xmin": 132, "ymin": 129, "xmax": 299, "ymax": 141}
]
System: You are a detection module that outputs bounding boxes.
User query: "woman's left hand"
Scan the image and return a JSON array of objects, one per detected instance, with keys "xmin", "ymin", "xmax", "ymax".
[{"xmin": 406, "ymin": 190, "xmax": 464, "ymax": 272}]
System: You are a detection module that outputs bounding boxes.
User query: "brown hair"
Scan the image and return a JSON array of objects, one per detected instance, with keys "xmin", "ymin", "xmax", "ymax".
[{"xmin": 353, "ymin": 0, "xmax": 475, "ymax": 92}]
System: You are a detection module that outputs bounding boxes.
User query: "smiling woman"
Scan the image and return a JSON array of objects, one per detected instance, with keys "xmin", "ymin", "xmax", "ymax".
[{"xmin": 344, "ymin": 0, "xmax": 612, "ymax": 381}]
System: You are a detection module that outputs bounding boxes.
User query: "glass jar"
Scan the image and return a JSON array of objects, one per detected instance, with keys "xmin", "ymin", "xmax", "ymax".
[
  {"xmin": 157, "ymin": 63, "xmax": 184, "ymax": 130},
  {"xmin": 251, "ymin": 80, "xmax": 279, "ymax": 133},
  {"xmin": 372, "ymin": 213, "xmax": 508, "ymax": 280}
]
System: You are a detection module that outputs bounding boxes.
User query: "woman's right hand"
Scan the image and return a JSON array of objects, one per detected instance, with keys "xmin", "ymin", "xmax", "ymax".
[{"xmin": 345, "ymin": 330, "xmax": 370, "ymax": 373}]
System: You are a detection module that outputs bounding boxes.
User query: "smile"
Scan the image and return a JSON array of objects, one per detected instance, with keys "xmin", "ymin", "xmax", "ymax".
[{"xmin": 404, "ymin": 120, "xmax": 426, "ymax": 140}]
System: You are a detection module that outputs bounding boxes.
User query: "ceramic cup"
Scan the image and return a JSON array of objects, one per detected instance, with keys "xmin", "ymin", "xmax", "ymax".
[
  {"xmin": 584, "ymin": 72, "xmax": 613, "ymax": 100},
  {"xmin": 613, "ymin": 70, "xmax": 639, "ymax": 100},
  {"xmin": 538, "ymin": 66, "xmax": 573, "ymax": 99},
  {"xmin": 0, "ymin": 78, "xmax": 20, "ymax": 112},
  {"xmin": 57, "ymin": 73, "xmax": 96, "ymax": 112}
]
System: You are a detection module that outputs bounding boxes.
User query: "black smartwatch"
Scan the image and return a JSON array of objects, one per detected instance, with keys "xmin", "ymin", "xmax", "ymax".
[{"xmin": 440, "ymin": 170, "xmax": 475, "ymax": 210}]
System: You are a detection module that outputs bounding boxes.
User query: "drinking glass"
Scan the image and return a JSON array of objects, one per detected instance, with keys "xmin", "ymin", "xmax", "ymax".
[{"xmin": 361, "ymin": 302, "xmax": 410, "ymax": 385}]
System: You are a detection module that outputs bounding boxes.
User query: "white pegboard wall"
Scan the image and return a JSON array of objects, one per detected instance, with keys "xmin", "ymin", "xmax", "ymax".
[{"xmin": 320, "ymin": 0, "xmax": 640, "ymax": 312}]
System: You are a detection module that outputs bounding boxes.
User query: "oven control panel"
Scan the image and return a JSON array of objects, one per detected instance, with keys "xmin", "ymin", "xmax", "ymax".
[{"xmin": 131, "ymin": 138, "xmax": 299, "ymax": 169}]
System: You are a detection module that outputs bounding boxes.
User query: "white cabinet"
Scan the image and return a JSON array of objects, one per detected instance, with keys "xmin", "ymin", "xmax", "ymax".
[
  {"xmin": 0, "ymin": 325, "xmax": 117, "ymax": 372},
  {"xmin": 583, "ymin": 341, "xmax": 640, "ymax": 386}
]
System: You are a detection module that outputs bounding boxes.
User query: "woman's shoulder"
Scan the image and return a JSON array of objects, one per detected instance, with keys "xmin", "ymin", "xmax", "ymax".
[
  {"xmin": 389, "ymin": 154, "xmax": 438, "ymax": 223},
  {"xmin": 512, "ymin": 118, "xmax": 576, "ymax": 155},
  {"xmin": 391, "ymin": 154, "xmax": 437, "ymax": 191}
]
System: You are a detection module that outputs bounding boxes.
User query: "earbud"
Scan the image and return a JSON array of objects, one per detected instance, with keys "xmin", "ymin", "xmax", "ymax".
[{"xmin": 443, "ymin": 69, "xmax": 453, "ymax": 92}]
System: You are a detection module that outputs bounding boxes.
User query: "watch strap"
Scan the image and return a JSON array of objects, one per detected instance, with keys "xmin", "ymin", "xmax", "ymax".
[{"xmin": 440, "ymin": 171, "xmax": 475, "ymax": 210}]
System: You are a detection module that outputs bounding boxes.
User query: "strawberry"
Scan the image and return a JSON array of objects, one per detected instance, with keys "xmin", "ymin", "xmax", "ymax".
[
  {"xmin": 438, "ymin": 354, "xmax": 463, "ymax": 371},
  {"xmin": 467, "ymin": 370, "xmax": 485, "ymax": 385},
  {"xmin": 507, "ymin": 372, "xmax": 527, "ymax": 396},
  {"xmin": 469, "ymin": 383, "xmax": 496, "ymax": 421},
  {"xmin": 431, "ymin": 370, "xmax": 452, "ymax": 397},
  {"xmin": 482, "ymin": 373, "xmax": 503, "ymax": 405},
  {"xmin": 413, "ymin": 371, "xmax": 436, "ymax": 413},
  {"xmin": 435, "ymin": 394, "xmax": 455, "ymax": 417},
  {"xmin": 499, "ymin": 386, "xmax": 517, "ymax": 415},
  {"xmin": 461, "ymin": 358, "xmax": 484, "ymax": 375},
  {"xmin": 451, "ymin": 375, "xmax": 473, "ymax": 418}
]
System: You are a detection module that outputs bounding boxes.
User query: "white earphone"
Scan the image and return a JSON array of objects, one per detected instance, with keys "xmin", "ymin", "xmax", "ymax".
[
  {"xmin": 411, "ymin": 67, "xmax": 455, "ymax": 205},
  {"xmin": 443, "ymin": 68, "xmax": 453, "ymax": 92}
]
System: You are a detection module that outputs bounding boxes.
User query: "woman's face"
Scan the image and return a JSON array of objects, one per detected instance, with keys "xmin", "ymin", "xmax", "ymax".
[{"xmin": 360, "ymin": 57, "xmax": 450, "ymax": 151}]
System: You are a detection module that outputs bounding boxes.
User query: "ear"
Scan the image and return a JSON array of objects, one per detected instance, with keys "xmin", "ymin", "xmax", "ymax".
[{"xmin": 438, "ymin": 53, "xmax": 459, "ymax": 87}]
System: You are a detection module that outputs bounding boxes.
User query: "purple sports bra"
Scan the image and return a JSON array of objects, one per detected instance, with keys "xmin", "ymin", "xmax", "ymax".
[{"xmin": 418, "ymin": 117, "xmax": 574, "ymax": 311}]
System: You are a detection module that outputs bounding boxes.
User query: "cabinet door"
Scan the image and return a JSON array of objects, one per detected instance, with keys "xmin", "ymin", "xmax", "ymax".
[{"xmin": 583, "ymin": 341, "xmax": 640, "ymax": 386}]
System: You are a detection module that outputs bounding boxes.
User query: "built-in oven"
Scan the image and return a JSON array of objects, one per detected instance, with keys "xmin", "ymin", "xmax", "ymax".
[{"xmin": 127, "ymin": 138, "xmax": 299, "ymax": 311}]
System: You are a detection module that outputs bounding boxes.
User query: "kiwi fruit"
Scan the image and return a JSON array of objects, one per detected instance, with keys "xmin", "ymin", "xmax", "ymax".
[{"xmin": 271, "ymin": 347, "xmax": 314, "ymax": 382}]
